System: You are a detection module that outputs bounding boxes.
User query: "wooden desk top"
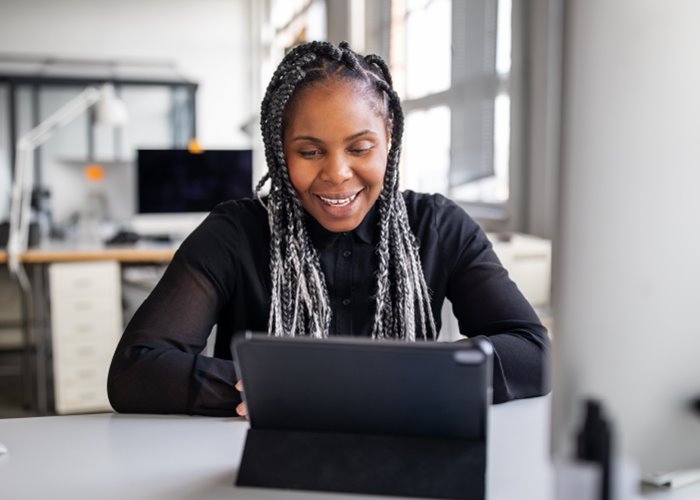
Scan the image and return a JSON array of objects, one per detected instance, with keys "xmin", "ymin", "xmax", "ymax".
[{"xmin": 0, "ymin": 243, "xmax": 176, "ymax": 264}]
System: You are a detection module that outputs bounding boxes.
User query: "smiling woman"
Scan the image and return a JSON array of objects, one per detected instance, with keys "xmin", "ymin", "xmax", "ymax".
[{"xmin": 107, "ymin": 41, "xmax": 550, "ymax": 418}]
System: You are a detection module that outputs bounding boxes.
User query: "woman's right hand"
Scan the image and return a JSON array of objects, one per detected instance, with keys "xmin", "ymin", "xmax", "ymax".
[{"xmin": 235, "ymin": 380, "xmax": 248, "ymax": 418}]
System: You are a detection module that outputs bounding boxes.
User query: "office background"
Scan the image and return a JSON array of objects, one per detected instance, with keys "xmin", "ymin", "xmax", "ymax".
[
  {"xmin": 1, "ymin": 0, "xmax": 699, "ymax": 485},
  {"xmin": 0, "ymin": 0, "xmax": 557, "ymax": 412}
]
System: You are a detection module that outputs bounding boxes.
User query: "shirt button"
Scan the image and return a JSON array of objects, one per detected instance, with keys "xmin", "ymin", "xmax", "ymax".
[
  {"xmin": 342, "ymin": 250, "xmax": 352, "ymax": 258},
  {"xmin": 342, "ymin": 298, "xmax": 351, "ymax": 306}
]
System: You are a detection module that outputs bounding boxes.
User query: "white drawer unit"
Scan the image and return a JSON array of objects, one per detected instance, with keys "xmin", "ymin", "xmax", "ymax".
[
  {"xmin": 488, "ymin": 233, "xmax": 552, "ymax": 308},
  {"xmin": 49, "ymin": 261, "xmax": 122, "ymax": 414}
]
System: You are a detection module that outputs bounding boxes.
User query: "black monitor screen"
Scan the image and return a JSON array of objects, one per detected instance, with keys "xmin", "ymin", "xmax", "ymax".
[{"xmin": 137, "ymin": 149, "xmax": 253, "ymax": 213}]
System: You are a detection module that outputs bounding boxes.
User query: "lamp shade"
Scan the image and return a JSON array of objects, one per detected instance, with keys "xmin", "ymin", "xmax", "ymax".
[{"xmin": 96, "ymin": 84, "xmax": 128, "ymax": 126}]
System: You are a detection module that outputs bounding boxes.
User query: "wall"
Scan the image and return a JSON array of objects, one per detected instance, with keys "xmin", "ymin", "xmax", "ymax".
[
  {"xmin": 0, "ymin": 0, "xmax": 253, "ymax": 222},
  {"xmin": 0, "ymin": 0, "xmax": 252, "ymax": 146},
  {"xmin": 552, "ymin": 0, "xmax": 700, "ymax": 473},
  {"xmin": 0, "ymin": 0, "xmax": 253, "ymax": 347}
]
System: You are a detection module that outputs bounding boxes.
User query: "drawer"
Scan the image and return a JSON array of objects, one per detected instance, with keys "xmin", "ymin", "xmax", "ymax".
[
  {"xmin": 52, "ymin": 296, "xmax": 119, "ymax": 324},
  {"xmin": 54, "ymin": 359, "xmax": 110, "ymax": 386},
  {"xmin": 508, "ymin": 259, "xmax": 551, "ymax": 307},
  {"xmin": 54, "ymin": 361, "xmax": 112, "ymax": 414},
  {"xmin": 49, "ymin": 261, "xmax": 120, "ymax": 296},
  {"xmin": 52, "ymin": 294, "xmax": 121, "ymax": 327},
  {"xmin": 53, "ymin": 340, "xmax": 116, "ymax": 366},
  {"xmin": 52, "ymin": 313, "xmax": 121, "ymax": 344},
  {"xmin": 55, "ymin": 385, "xmax": 112, "ymax": 414}
]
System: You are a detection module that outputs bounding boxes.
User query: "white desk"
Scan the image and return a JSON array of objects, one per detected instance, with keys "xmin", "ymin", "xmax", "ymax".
[
  {"xmin": 0, "ymin": 396, "xmax": 697, "ymax": 500},
  {"xmin": 0, "ymin": 397, "xmax": 548, "ymax": 500}
]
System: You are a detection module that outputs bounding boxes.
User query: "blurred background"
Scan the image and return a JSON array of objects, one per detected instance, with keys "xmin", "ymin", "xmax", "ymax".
[
  {"xmin": 1, "ymin": 0, "xmax": 699, "ymax": 487},
  {"xmin": 0, "ymin": 0, "xmax": 556, "ymax": 415}
]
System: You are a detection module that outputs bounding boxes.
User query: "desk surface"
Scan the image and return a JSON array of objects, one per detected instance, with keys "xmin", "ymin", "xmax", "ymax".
[
  {"xmin": 1, "ymin": 397, "xmax": 698, "ymax": 500},
  {"xmin": 0, "ymin": 242, "xmax": 176, "ymax": 264},
  {"xmin": 0, "ymin": 397, "xmax": 552, "ymax": 500}
]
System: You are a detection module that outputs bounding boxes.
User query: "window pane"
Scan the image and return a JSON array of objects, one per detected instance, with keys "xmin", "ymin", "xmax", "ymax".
[
  {"xmin": 448, "ymin": 0, "xmax": 511, "ymax": 204},
  {"xmin": 270, "ymin": 0, "xmax": 310, "ymax": 30},
  {"xmin": 404, "ymin": 0, "xmax": 451, "ymax": 99},
  {"xmin": 402, "ymin": 106, "xmax": 451, "ymax": 194},
  {"xmin": 450, "ymin": 92, "xmax": 509, "ymax": 203}
]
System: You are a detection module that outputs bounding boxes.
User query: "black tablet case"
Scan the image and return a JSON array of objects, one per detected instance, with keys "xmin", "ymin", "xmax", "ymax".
[{"xmin": 234, "ymin": 335, "xmax": 491, "ymax": 500}]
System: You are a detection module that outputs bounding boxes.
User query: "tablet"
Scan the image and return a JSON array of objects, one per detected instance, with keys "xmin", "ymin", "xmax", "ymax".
[{"xmin": 233, "ymin": 334, "xmax": 492, "ymax": 440}]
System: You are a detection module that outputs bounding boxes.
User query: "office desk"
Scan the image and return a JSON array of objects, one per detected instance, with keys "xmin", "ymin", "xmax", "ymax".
[
  {"xmin": 1, "ymin": 396, "xmax": 697, "ymax": 500},
  {"xmin": 0, "ymin": 244, "xmax": 176, "ymax": 265},
  {"xmin": 0, "ymin": 243, "xmax": 176, "ymax": 414},
  {"xmin": 0, "ymin": 396, "xmax": 551, "ymax": 500},
  {"xmin": 0, "ymin": 396, "xmax": 700, "ymax": 500}
]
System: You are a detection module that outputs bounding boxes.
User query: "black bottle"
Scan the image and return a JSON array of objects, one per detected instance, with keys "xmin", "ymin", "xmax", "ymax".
[{"xmin": 576, "ymin": 399, "xmax": 613, "ymax": 500}]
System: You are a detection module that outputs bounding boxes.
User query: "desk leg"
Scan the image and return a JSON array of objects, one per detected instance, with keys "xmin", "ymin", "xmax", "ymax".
[
  {"xmin": 19, "ymin": 276, "xmax": 33, "ymax": 410},
  {"xmin": 32, "ymin": 264, "xmax": 50, "ymax": 415}
]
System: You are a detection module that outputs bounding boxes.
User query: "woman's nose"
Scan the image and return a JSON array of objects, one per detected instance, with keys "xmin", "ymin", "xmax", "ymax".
[{"xmin": 320, "ymin": 153, "xmax": 353, "ymax": 184}]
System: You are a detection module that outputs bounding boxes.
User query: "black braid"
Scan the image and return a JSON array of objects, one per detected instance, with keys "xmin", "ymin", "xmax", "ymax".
[{"xmin": 257, "ymin": 40, "xmax": 436, "ymax": 341}]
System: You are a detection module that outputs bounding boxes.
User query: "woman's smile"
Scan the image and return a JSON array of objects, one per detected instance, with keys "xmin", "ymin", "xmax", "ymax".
[{"xmin": 315, "ymin": 189, "xmax": 363, "ymax": 207}]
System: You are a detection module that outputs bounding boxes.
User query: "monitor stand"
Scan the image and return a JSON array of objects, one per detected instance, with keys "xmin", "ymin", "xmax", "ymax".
[{"xmin": 129, "ymin": 212, "xmax": 207, "ymax": 241}]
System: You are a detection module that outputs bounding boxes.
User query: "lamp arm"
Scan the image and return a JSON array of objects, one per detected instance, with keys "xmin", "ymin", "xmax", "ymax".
[
  {"xmin": 7, "ymin": 86, "xmax": 102, "ymax": 280},
  {"xmin": 18, "ymin": 86, "xmax": 102, "ymax": 150}
]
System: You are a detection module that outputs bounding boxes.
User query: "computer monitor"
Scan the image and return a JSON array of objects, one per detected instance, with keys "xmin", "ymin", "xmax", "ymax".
[{"xmin": 131, "ymin": 148, "xmax": 253, "ymax": 237}]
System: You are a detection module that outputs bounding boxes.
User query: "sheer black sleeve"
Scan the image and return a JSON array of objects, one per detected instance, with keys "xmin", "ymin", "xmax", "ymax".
[
  {"xmin": 107, "ymin": 205, "xmax": 248, "ymax": 416},
  {"xmin": 447, "ymin": 204, "xmax": 550, "ymax": 403},
  {"xmin": 412, "ymin": 193, "xmax": 551, "ymax": 403}
]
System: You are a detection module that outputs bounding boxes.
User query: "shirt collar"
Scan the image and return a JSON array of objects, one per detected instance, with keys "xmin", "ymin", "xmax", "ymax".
[{"xmin": 305, "ymin": 203, "xmax": 378, "ymax": 248}]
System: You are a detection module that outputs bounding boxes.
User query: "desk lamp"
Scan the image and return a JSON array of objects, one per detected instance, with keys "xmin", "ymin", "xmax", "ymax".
[{"xmin": 7, "ymin": 84, "xmax": 128, "ymax": 291}]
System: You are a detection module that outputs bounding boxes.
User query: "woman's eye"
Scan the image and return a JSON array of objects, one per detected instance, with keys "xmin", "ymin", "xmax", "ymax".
[
  {"xmin": 299, "ymin": 149, "xmax": 322, "ymax": 159},
  {"xmin": 349, "ymin": 143, "xmax": 374, "ymax": 156}
]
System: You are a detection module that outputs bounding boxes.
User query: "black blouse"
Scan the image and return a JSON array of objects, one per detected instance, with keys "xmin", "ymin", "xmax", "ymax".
[{"xmin": 108, "ymin": 191, "xmax": 550, "ymax": 416}]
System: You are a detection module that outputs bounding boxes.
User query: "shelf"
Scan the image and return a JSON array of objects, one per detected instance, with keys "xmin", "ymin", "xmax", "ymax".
[{"xmin": 57, "ymin": 158, "xmax": 132, "ymax": 166}]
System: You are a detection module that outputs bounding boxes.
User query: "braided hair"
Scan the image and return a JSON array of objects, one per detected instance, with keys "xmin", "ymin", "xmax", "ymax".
[{"xmin": 256, "ymin": 40, "xmax": 437, "ymax": 341}]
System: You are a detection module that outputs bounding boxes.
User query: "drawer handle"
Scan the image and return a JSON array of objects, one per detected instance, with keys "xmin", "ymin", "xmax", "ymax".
[
  {"xmin": 77, "ymin": 391, "xmax": 99, "ymax": 401},
  {"xmin": 71, "ymin": 279, "xmax": 95, "ymax": 288},
  {"xmin": 76, "ymin": 368, "xmax": 98, "ymax": 378},
  {"xmin": 76, "ymin": 346, "xmax": 96, "ymax": 356}
]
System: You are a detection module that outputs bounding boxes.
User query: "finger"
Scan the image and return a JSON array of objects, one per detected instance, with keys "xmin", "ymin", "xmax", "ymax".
[
  {"xmin": 235, "ymin": 380, "xmax": 243, "ymax": 392},
  {"xmin": 236, "ymin": 401, "xmax": 248, "ymax": 418}
]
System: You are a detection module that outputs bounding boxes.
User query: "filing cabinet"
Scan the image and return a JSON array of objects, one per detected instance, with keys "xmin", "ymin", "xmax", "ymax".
[
  {"xmin": 49, "ymin": 261, "xmax": 122, "ymax": 414},
  {"xmin": 488, "ymin": 233, "xmax": 552, "ymax": 308}
]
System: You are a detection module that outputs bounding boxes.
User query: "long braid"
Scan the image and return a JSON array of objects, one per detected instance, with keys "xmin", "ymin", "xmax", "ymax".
[{"xmin": 257, "ymin": 41, "xmax": 437, "ymax": 341}]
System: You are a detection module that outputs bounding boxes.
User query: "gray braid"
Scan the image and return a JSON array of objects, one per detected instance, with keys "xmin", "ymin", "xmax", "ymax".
[{"xmin": 257, "ymin": 40, "xmax": 437, "ymax": 341}]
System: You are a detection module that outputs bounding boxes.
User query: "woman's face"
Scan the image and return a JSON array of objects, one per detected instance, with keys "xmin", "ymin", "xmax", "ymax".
[{"xmin": 283, "ymin": 79, "xmax": 389, "ymax": 233}]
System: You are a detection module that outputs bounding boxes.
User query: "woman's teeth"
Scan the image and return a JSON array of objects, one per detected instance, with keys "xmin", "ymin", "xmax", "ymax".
[{"xmin": 318, "ymin": 192, "xmax": 360, "ymax": 207}]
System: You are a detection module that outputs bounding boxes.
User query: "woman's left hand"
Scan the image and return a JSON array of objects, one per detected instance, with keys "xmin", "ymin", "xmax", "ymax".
[{"xmin": 235, "ymin": 380, "xmax": 248, "ymax": 418}]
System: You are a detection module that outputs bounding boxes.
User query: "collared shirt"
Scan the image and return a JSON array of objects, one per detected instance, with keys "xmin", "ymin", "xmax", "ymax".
[
  {"xmin": 108, "ymin": 191, "xmax": 550, "ymax": 416},
  {"xmin": 305, "ymin": 203, "xmax": 379, "ymax": 338}
]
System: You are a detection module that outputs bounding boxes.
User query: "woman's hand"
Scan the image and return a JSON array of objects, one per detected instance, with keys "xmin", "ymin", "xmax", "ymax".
[{"xmin": 235, "ymin": 380, "xmax": 248, "ymax": 418}]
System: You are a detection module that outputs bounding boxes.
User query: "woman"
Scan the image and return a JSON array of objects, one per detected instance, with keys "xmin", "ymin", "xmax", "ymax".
[{"xmin": 107, "ymin": 41, "xmax": 550, "ymax": 417}]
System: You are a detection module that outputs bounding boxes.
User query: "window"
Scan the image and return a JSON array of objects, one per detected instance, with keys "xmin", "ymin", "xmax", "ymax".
[{"xmin": 390, "ymin": 0, "xmax": 512, "ymax": 207}]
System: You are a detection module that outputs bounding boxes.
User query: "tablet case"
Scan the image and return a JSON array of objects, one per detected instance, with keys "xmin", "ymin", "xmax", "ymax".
[{"xmin": 234, "ymin": 335, "xmax": 492, "ymax": 500}]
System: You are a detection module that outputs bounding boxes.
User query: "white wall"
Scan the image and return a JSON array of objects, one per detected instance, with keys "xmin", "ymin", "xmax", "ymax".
[
  {"xmin": 552, "ymin": 0, "xmax": 700, "ymax": 474},
  {"xmin": 0, "ymin": 0, "xmax": 252, "ymax": 148},
  {"xmin": 0, "ymin": 0, "xmax": 253, "ymax": 223}
]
